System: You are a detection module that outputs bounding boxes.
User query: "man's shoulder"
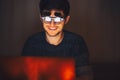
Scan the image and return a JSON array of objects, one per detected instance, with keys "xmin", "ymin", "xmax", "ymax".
[
  {"xmin": 64, "ymin": 30, "xmax": 84, "ymax": 41},
  {"xmin": 26, "ymin": 31, "xmax": 45, "ymax": 42}
]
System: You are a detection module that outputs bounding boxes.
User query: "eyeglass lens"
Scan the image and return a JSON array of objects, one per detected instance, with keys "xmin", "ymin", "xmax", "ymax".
[{"xmin": 42, "ymin": 16, "xmax": 64, "ymax": 23}]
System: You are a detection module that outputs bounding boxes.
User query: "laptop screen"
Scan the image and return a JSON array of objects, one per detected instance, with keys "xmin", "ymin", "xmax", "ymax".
[{"xmin": 0, "ymin": 57, "xmax": 75, "ymax": 80}]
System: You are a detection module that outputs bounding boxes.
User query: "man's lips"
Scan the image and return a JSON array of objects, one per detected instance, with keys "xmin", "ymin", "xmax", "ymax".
[{"xmin": 48, "ymin": 27, "xmax": 57, "ymax": 30}]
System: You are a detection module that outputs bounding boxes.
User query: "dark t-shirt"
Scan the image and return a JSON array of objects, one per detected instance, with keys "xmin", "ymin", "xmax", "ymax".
[{"xmin": 22, "ymin": 30, "xmax": 90, "ymax": 77}]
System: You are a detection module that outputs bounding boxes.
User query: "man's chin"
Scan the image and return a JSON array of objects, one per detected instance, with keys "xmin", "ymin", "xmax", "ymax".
[
  {"xmin": 47, "ymin": 33, "xmax": 58, "ymax": 37},
  {"xmin": 46, "ymin": 32, "xmax": 60, "ymax": 37}
]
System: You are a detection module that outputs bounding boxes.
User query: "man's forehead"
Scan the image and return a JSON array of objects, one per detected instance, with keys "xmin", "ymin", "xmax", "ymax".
[
  {"xmin": 42, "ymin": 9, "xmax": 64, "ymax": 17},
  {"xmin": 43, "ymin": 9, "xmax": 63, "ymax": 13}
]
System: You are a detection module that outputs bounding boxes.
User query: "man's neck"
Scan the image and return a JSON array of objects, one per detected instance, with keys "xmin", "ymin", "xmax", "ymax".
[{"xmin": 46, "ymin": 32, "xmax": 64, "ymax": 46}]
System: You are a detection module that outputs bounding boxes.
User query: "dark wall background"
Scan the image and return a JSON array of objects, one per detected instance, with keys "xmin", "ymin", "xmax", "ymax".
[
  {"xmin": 0, "ymin": 0, "xmax": 120, "ymax": 80},
  {"xmin": 0, "ymin": 0, "xmax": 120, "ymax": 62}
]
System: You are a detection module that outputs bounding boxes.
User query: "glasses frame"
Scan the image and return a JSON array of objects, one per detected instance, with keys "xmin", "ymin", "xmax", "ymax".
[{"xmin": 41, "ymin": 16, "xmax": 64, "ymax": 24}]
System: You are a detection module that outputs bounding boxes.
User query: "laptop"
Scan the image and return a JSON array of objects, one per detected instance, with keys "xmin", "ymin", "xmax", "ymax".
[{"xmin": 0, "ymin": 57, "xmax": 75, "ymax": 80}]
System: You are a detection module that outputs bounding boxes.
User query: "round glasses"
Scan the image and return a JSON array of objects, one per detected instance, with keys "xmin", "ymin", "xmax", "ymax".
[{"xmin": 41, "ymin": 16, "xmax": 64, "ymax": 24}]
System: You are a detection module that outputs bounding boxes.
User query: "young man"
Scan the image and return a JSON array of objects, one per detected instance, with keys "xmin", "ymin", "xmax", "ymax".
[{"xmin": 22, "ymin": 0, "xmax": 93, "ymax": 79}]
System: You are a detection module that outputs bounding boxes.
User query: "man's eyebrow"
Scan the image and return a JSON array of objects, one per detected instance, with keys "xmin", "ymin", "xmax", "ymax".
[
  {"xmin": 42, "ymin": 11, "xmax": 51, "ymax": 16},
  {"xmin": 55, "ymin": 12, "xmax": 64, "ymax": 17}
]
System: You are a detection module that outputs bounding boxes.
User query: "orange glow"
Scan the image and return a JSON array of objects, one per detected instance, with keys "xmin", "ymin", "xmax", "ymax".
[
  {"xmin": 60, "ymin": 63, "xmax": 75, "ymax": 80},
  {"xmin": 0, "ymin": 57, "xmax": 75, "ymax": 80},
  {"xmin": 64, "ymin": 68, "xmax": 74, "ymax": 80}
]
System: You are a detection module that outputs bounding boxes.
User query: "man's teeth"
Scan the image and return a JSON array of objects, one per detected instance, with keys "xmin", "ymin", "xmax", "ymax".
[{"xmin": 49, "ymin": 27, "xmax": 57, "ymax": 30}]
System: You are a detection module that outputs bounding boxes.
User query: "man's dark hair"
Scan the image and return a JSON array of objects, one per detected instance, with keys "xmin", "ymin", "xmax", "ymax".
[{"xmin": 39, "ymin": 0, "xmax": 70, "ymax": 18}]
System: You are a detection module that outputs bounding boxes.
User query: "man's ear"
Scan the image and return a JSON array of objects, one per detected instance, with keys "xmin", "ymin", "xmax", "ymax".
[{"xmin": 65, "ymin": 16, "xmax": 70, "ymax": 24}]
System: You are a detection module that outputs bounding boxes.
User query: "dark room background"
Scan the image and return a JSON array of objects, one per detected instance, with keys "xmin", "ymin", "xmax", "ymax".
[{"xmin": 0, "ymin": 0, "xmax": 120, "ymax": 79}]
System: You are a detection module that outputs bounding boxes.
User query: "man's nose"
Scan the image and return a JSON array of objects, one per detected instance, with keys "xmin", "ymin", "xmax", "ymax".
[{"xmin": 50, "ymin": 19, "xmax": 55, "ymax": 26}]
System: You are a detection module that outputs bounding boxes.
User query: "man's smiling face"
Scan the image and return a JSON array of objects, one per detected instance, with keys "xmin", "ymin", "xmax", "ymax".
[{"xmin": 41, "ymin": 9, "xmax": 68, "ymax": 37}]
